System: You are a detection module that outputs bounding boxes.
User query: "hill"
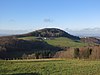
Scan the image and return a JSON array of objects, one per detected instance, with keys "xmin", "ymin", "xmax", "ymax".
[
  {"xmin": 16, "ymin": 28, "xmax": 80, "ymax": 40},
  {"xmin": 0, "ymin": 28, "xmax": 89, "ymax": 59},
  {"xmin": 81, "ymin": 37, "xmax": 100, "ymax": 44},
  {"xmin": 1, "ymin": 28, "xmax": 99, "ymax": 59}
]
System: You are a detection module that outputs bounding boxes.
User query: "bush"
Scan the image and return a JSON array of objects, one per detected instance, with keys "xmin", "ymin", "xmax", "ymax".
[{"xmin": 74, "ymin": 48, "xmax": 80, "ymax": 58}]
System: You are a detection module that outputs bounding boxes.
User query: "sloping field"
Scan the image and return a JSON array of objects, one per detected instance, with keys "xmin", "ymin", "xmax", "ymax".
[
  {"xmin": 0, "ymin": 59, "xmax": 100, "ymax": 75},
  {"xmin": 45, "ymin": 37, "xmax": 87, "ymax": 47},
  {"xmin": 19, "ymin": 37, "xmax": 87, "ymax": 47}
]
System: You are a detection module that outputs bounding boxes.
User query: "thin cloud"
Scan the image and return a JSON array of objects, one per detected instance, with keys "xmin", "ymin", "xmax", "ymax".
[
  {"xmin": 9, "ymin": 19, "xmax": 16, "ymax": 23},
  {"xmin": 43, "ymin": 18, "xmax": 53, "ymax": 23}
]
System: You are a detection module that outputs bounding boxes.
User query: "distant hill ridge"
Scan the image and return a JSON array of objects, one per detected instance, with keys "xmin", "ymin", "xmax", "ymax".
[{"xmin": 16, "ymin": 28, "xmax": 80, "ymax": 40}]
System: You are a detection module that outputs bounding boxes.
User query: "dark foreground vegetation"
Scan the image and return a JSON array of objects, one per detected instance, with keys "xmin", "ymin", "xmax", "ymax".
[{"xmin": 0, "ymin": 36, "xmax": 61, "ymax": 59}]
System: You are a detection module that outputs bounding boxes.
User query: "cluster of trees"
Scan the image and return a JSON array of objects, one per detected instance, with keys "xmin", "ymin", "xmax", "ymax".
[
  {"xmin": 74, "ymin": 46, "xmax": 100, "ymax": 59},
  {"xmin": 22, "ymin": 50, "xmax": 56, "ymax": 59},
  {"xmin": 54, "ymin": 45, "xmax": 100, "ymax": 59},
  {"xmin": 74, "ymin": 48, "xmax": 92, "ymax": 59}
]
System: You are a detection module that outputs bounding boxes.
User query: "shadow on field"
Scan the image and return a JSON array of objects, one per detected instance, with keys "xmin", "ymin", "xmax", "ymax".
[{"xmin": 6, "ymin": 72, "xmax": 41, "ymax": 75}]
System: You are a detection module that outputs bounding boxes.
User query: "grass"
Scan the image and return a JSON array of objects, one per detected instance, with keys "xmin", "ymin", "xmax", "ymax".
[
  {"xmin": 0, "ymin": 59, "xmax": 100, "ymax": 75},
  {"xmin": 45, "ymin": 37, "xmax": 87, "ymax": 47},
  {"xmin": 19, "ymin": 37, "xmax": 87, "ymax": 47},
  {"xmin": 18, "ymin": 36, "xmax": 37, "ymax": 41}
]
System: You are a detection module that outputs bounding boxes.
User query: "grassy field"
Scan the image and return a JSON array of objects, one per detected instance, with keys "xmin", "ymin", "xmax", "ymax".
[
  {"xmin": 19, "ymin": 37, "xmax": 87, "ymax": 47},
  {"xmin": 18, "ymin": 36, "xmax": 37, "ymax": 41},
  {"xmin": 45, "ymin": 37, "xmax": 87, "ymax": 47},
  {"xmin": 0, "ymin": 59, "xmax": 100, "ymax": 75}
]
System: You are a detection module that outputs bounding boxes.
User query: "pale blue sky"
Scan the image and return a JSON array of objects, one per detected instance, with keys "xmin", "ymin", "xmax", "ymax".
[{"xmin": 0, "ymin": 0, "xmax": 100, "ymax": 31}]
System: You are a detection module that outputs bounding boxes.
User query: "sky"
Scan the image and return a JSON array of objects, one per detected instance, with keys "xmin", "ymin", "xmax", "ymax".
[{"xmin": 0, "ymin": 0, "xmax": 100, "ymax": 31}]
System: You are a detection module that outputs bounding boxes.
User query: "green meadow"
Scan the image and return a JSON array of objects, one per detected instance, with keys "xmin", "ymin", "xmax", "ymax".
[{"xmin": 0, "ymin": 59, "xmax": 100, "ymax": 75}]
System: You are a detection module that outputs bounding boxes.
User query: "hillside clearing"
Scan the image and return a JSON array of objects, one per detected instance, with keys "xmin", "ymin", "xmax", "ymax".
[
  {"xmin": 45, "ymin": 37, "xmax": 87, "ymax": 47},
  {"xmin": 19, "ymin": 37, "xmax": 87, "ymax": 47}
]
